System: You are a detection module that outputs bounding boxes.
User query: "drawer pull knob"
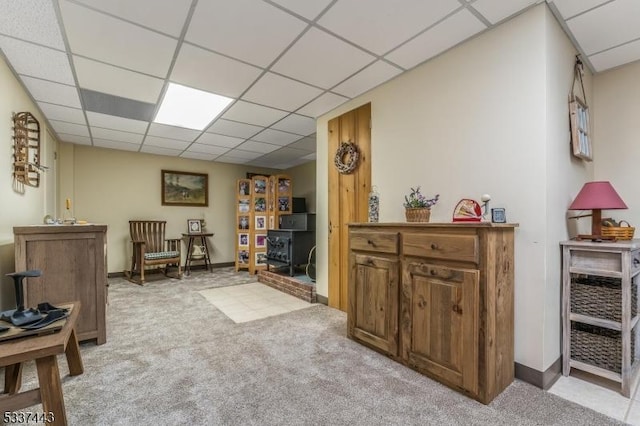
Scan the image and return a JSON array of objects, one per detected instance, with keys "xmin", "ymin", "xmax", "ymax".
[
  {"xmin": 430, "ymin": 243, "xmax": 438, "ymax": 250},
  {"xmin": 367, "ymin": 239, "xmax": 377, "ymax": 247},
  {"xmin": 430, "ymin": 269, "xmax": 437, "ymax": 276}
]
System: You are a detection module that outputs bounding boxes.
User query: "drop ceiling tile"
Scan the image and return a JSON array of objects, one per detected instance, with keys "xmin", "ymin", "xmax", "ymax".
[
  {"xmin": 143, "ymin": 135, "xmax": 190, "ymax": 150},
  {"xmin": 86, "ymin": 111, "xmax": 149, "ymax": 134},
  {"xmin": 74, "ymin": 0, "xmax": 192, "ymax": 37},
  {"xmin": 251, "ymin": 128, "xmax": 302, "ymax": 145},
  {"xmin": 186, "ymin": 0, "xmax": 307, "ymax": 67},
  {"xmin": 73, "ymin": 56, "xmax": 164, "ymax": 104},
  {"xmin": 181, "ymin": 151, "xmax": 217, "ymax": 161},
  {"xmin": 197, "ymin": 133, "xmax": 245, "ymax": 148},
  {"xmin": 271, "ymin": 114, "xmax": 316, "ymax": 136},
  {"xmin": 59, "ymin": 0, "xmax": 177, "ymax": 77},
  {"xmin": 38, "ymin": 102, "xmax": 85, "ymax": 124},
  {"xmin": 148, "ymin": 123, "xmax": 201, "ymax": 141},
  {"xmin": 206, "ymin": 119, "xmax": 264, "ymax": 139},
  {"xmin": 269, "ymin": 0, "xmax": 333, "ymax": 20},
  {"xmin": 302, "ymin": 152, "xmax": 317, "ymax": 160},
  {"xmin": 140, "ymin": 145, "xmax": 183, "ymax": 156},
  {"xmin": 386, "ymin": 9, "xmax": 486, "ymax": 69},
  {"xmin": 287, "ymin": 136, "xmax": 316, "ymax": 152},
  {"xmin": 235, "ymin": 141, "xmax": 281, "ymax": 154},
  {"xmin": 214, "ymin": 156, "xmax": 250, "ymax": 164},
  {"xmin": 243, "ymin": 72, "xmax": 323, "ymax": 111},
  {"xmin": 566, "ymin": 0, "xmax": 640, "ymax": 55},
  {"xmin": 258, "ymin": 146, "xmax": 309, "ymax": 162},
  {"xmin": 222, "ymin": 149, "xmax": 263, "ymax": 160},
  {"xmin": 550, "ymin": 0, "xmax": 609, "ymax": 19},
  {"xmin": 471, "ymin": 0, "xmax": 538, "ymax": 24},
  {"xmin": 333, "ymin": 60, "xmax": 402, "ymax": 98},
  {"xmin": 90, "ymin": 127, "xmax": 144, "ymax": 143},
  {"xmin": 49, "ymin": 119, "xmax": 89, "ymax": 136},
  {"xmin": 187, "ymin": 143, "xmax": 229, "ymax": 155},
  {"xmin": 0, "ymin": 37, "xmax": 74, "ymax": 85},
  {"xmin": 93, "ymin": 138, "xmax": 141, "ymax": 151},
  {"xmin": 21, "ymin": 76, "xmax": 81, "ymax": 108},
  {"xmin": 318, "ymin": 0, "xmax": 460, "ymax": 55},
  {"xmin": 272, "ymin": 27, "xmax": 375, "ymax": 89},
  {"xmin": 0, "ymin": 0, "xmax": 65, "ymax": 49},
  {"xmin": 589, "ymin": 38, "xmax": 640, "ymax": 72},
  {"xmin": 296, "ymin": 92, "xmax": 349, "ymax": 118},
  {"xmin": 56, "ymin": 133, "xmax": 92, "ymax": 145},
  {"xmin": 171, "ymin": 43, "xmax": 262, "ymax": 98},
  {"xmin": 222, "ymin": 101, "xmax": 289, "ymax": 127}
]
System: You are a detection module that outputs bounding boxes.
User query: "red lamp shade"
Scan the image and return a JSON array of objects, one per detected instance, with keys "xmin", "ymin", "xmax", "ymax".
[{"xmin": 569, "ymin": 181, "xmax": 627, "ymax": 238}]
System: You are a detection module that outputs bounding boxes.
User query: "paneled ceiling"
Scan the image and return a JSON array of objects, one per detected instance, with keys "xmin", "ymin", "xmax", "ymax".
[{"xmin": 0, "ymin": 0, "xmax": 637, "ymax": 169}]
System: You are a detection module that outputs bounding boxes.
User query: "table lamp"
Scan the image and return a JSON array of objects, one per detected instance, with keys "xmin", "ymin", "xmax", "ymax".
[{"xmin": 568, "ymin": 181, "xmax": 627, "ymax": 240}]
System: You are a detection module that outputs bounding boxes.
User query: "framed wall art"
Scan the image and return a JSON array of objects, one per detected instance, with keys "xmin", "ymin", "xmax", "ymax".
[
  {"xmin": 161, "ymin": 170, "xmax": 208, "ymax": 206},
  {"xmin": 187, "ymin": 219, "xmax": 202, "ymax": 233}
]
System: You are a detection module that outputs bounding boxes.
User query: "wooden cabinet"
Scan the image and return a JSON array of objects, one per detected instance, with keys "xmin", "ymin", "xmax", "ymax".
[
  {"xmin": 348, "ymin": 223, "xmax": 516, "ymax": 404},
  {"xmin": 14, "ymin": 224, "xmax": 108, "ymax": 344},
  {"xmin": 561, "ymin": 239, "xmax": 640, "ymax": 397}
]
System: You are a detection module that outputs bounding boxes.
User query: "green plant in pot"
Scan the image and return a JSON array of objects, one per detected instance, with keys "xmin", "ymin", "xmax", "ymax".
[{"xmin": 404, "ymin": 186, "xmax": 439, "ymax": 222}]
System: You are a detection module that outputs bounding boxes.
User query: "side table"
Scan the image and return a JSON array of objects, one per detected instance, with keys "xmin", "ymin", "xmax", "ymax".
[
  {"xmin": 182, "ymin": 232, "xmax": 214, "ymax": 275},
  {"xmin": 0, "ymin": 302, "xmax": 84, "ymax": 426}
]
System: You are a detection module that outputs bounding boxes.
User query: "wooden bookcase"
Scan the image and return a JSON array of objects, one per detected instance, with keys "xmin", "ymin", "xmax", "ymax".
[{"xmin": 235, "ymin": 175, "xmax": 292, "ymax": 274}]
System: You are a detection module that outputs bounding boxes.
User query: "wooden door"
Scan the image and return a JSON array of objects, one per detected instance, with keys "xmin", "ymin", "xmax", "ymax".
[
  {"xmin": 328, "ymin": 103, "xmax": 371, "ymax": 311},
  {"xmin": 401, "ymin": 262, "xmax": 479, "ymax": 394},
  {"xmin": 348, "ymin": 253, "xmax": 399, "ymax": 355}
]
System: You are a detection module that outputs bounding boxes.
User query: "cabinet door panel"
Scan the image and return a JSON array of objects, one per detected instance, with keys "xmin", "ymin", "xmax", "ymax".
[
  {"xmin": 402, "ymin": 262, "xmax": 479, "ymax": 393},
  {"xmin": 348, "ymin": 253, "xmax": 399, "ymax": 355}
]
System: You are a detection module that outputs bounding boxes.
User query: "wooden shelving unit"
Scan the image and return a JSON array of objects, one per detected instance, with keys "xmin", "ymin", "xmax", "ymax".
[{"xmin": 235, "ymin": 175, "xmax": 290, "ymax": 274}]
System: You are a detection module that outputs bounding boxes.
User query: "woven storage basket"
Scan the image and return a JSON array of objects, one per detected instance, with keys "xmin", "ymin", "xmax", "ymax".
[
  {"xmin": 571, "ymin": 276, "xmax": 637, "ymax": 322},
  {"xmin": 570, "ymin": 322, "xmax": 633, "ymax": 373},
  {"xmin": 601, "ymin": 220, "xmax": 635, "ymax": 240},
  {"xmin": 405, "ymin": 208, "xmax": 431, "ymax": 223}
]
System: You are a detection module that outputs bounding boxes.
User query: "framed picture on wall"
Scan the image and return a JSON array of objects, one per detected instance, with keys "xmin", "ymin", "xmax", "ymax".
[
  {"xmin": 256, "ymin": 252, "xmax": 267, "ymax": 265},
  {"xmin": 255, "ymin": 215, "xmax": 266, "ymax": 230},
  {"xmin": 255, "ymin": 234, "xmax": 266, "ymax": 248},
  {"xmin": 238, "ymin": 233, "xmax": 249, "ymax": 247},
  {"xmin": 161, "ymin": 170, "xmax": 208, "ymax": 206}
]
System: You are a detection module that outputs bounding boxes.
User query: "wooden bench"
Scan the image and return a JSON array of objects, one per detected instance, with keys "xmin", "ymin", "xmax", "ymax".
[{"xmin": 125, "ymin": 220, "xmax": 182, "ymax": 285}]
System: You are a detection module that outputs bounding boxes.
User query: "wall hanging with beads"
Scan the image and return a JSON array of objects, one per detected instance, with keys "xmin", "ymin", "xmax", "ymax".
[{"xmin": 334, "ymin": 141, "xmax": 359, "ymax": 174}]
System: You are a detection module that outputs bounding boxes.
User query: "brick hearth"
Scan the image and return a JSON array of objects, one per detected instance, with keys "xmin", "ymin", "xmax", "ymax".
[{"xmin": 257, "ymin": 270, "xmax": 316, "ymax": 303}]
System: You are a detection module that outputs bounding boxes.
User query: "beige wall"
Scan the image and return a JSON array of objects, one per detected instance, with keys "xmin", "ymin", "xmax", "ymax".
[
  {"xmin": 0, "ymin": 56, "xmax": 59, "ymax": 310},
  {"xmin": 316, "ymin": 4, "xmax": 593, "ymax": 372},
  {"xmin": 58, "ymin": 143, "xmax": 278, "ymax": 273},
  {"xmin": 592, "ymin": 60, "xmax": 640, "ymax": 226},
  {"xmin": 286, "ymin": 161, "xmax": 317, "ymax": 212}
]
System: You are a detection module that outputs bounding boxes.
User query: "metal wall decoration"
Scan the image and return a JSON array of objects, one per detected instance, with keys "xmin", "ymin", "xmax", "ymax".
[{"xmin": 12, "ymin": 112, "xmax": 42, "ymax": 189}]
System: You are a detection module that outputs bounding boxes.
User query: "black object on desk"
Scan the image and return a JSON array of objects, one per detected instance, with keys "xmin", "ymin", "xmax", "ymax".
[
  {"xmin": 1, "ymin": 270, "xmax": 42, "ymax": 326},
  {"xmin": 182, "ymin": 232, "xmax": 214, "ymax": 275}
]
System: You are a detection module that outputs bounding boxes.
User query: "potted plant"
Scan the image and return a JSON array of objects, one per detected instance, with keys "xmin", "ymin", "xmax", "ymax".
[{"xmin": 404, "ymin": 187, "xmax": 439, "ymax": 222}]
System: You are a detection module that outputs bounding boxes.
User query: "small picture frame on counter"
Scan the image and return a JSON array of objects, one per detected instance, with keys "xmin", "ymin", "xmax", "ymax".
[{"xmin": 491, "ymin": 208, "xmax": 506, "ymax": 223}]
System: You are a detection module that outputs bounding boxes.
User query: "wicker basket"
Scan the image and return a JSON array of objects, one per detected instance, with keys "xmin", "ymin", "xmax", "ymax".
[
  {"xmin": 405, "ymin": 208, "xmax": 431, "ymax": 223},
  {"xmin": 601, "ymin": 220, "xmax": 635, "ymax": 240},
  {"xmin": 571, "ymin": 276, "xmax": 637, "ymax": 322},
  {"xmin": 570, "ymin": 322, "xmax": 633, "ymax": 373}
]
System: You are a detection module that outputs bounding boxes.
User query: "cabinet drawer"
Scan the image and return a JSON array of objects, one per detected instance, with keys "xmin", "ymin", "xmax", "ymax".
[
  {"xmin": 403, "ymin": 233, "xmax": 478, "ymax": 263},
  {"xmin": 633, "ymin": 250, "xmax": 640, "ymax": 276},
  {"xmin": 350, "ymin": 231, "xmax": 399, "ymax": 254},
  {"xmin": 569, "ymin": 250, "xmax": 622, "ymax": 274}
]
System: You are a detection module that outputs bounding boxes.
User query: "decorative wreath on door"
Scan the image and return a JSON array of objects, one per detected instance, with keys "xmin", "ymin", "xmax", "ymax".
[{"xmin": 334, "ymin": 141, "xmax": 359, "ymax": 174}]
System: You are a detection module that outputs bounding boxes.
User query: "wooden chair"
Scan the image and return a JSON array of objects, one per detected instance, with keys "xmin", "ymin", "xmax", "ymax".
[{"xmin": 125, "ymin": 220, "xmax": 182, "ymax": 285}]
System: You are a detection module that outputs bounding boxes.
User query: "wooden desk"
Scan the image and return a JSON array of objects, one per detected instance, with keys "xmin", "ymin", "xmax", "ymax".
[
  {"xmin": 182, "ymin": 232, "xmax": 214, "ymax": 275},
  {"xmin": 0, "ymin": 302, "xmax": 84, "ymax": 426}
]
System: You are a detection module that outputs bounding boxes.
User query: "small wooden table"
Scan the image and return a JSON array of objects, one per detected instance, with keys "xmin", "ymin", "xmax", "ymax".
[
  {"xmin": 0, "ymin": 302, "xmax": 84, "ymax": 426},
  {"xmin": 182, "ymin": 232, "xmax": 214, "ymax": 275}
]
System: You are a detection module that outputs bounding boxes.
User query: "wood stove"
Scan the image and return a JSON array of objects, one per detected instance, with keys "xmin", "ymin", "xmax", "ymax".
[{"xmin": 266, "ymin": 214, "xmax": 315, "ymax": 276}]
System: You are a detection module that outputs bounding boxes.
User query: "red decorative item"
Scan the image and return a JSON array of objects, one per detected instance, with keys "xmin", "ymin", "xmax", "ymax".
[{"xmin": 452, "ymin": 199, "xmax": 482, "ymax": 222}]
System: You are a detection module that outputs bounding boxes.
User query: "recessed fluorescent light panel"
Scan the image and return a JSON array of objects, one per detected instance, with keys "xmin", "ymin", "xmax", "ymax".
[{"xmin": 154, "ymin": 83, "xmax": 233, "ymax": 130}]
